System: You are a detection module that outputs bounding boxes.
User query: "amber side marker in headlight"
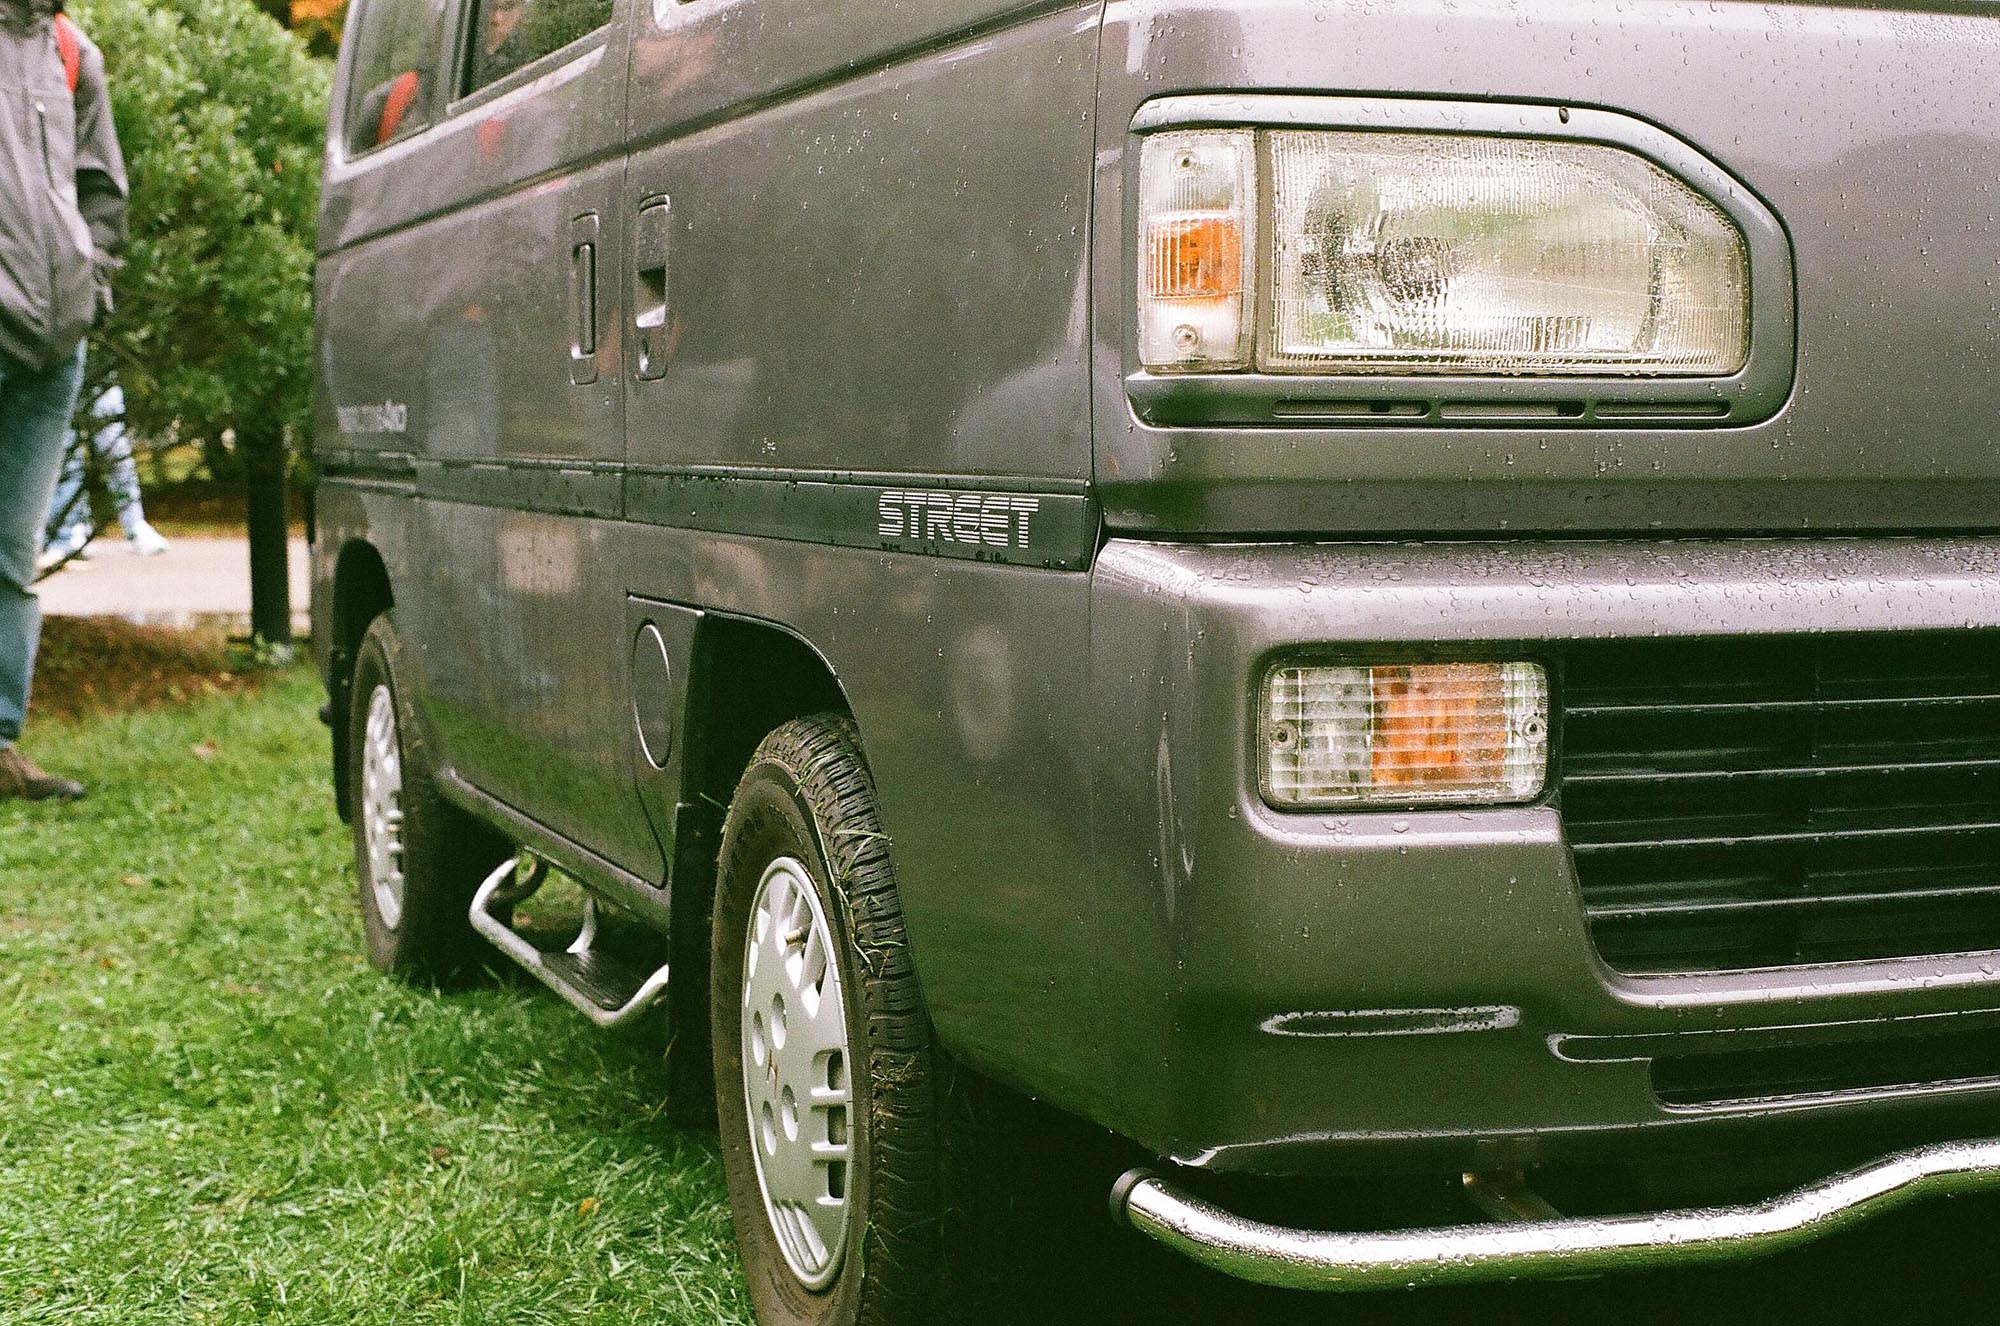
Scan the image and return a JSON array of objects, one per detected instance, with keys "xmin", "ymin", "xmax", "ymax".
[
  {"xmin": 1137, "ymin": 129, "xmax": 1255, "ymax": 370},
  {"xmin": 1262, "ymin": 662, "xmax": 1549, "ymax": 808}
]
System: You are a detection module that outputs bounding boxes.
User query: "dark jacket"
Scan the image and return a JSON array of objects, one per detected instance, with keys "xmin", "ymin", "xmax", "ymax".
[{"xmin": 0, "ymin": 0, "xmax": 127, "ymax": 371}]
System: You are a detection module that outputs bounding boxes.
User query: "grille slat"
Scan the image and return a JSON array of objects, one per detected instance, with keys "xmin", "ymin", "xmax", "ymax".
[
  {"xmin": 1594, "ymin": 882, "xmax": 2000, "ymax": 921},
  {"xmin": 1568, "ymin": 692, "xmax": 2000, "ymax": 719},
  {"xmin": 1560, "ymin": 633, "xmax": 2000, "ymax": 974},
  {"xmin": 1565, "ymin": 755, "xmax": 2000, "ymax": 788},
  {"xmin": 1572, "ymin": 819, "xmax": 2000, "ymax": 855}
]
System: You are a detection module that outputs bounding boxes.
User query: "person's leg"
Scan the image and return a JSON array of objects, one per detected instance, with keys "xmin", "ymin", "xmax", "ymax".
[
  {"xmin": 95, "ymin": 386, "xmax": 145, "ymax": 532},
  {"xmin": 43, "ymin": 437, "xmax": 90, "ymax": 556},
  {"xmin": 80, "ymin": 382, "xmax": 169, "ymax": 555},
  {"xmin": 0, "ymin": 345, "xmax": 87, "ymax": 773}
]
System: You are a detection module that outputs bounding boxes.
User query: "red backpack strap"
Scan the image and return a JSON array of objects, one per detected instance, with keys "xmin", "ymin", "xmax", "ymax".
[{"xmin": 53, "ymin": 14, "xmax": 81, "ymax": 95}]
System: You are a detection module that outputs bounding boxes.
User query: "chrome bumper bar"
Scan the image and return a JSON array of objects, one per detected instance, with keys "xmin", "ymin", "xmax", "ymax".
[{"xmin": 1111, "ymin": 1138, "xmax": 2000, "ymax": 1292}]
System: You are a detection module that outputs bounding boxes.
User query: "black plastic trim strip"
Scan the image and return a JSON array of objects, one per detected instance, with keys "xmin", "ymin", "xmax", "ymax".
[
  {"xmin": 624, "ymin": 467, "xmax": 1096, "ymax": 571},
  {"xmin": 320, "ymin": 454, "xmax": 1099, "ymax": 570},
  {"xmin": 416, "ymin": 458, "xmax": 623, "ymax": 517},
  {"xmin": 318, "ymin": 447, "xmax": 418, "ymax": 480}
]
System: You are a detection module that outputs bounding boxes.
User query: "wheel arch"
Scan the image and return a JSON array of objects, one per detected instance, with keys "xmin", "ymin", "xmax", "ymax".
[
  {"xmin": 328, "ymin": 538, "xmax": 395, "ymax": 822},
  {"xmin": 662, "ymin": 611, "xmax": 855, "ymax": 1120}
]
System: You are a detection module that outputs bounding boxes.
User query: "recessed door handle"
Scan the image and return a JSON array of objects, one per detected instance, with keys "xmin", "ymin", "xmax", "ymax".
[
  {"xmin": 634, "ymin": 197, "xmax": 672, "ymax": 381},
  {"xmin": 569, "ymin": 212, "xmax": 601, "ymax": 386}
]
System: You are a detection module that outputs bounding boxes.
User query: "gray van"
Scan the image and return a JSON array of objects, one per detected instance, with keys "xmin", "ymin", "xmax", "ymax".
[{"xmin": 312, "ymin": 0, "xmax": 2000, "ymax": 1318}]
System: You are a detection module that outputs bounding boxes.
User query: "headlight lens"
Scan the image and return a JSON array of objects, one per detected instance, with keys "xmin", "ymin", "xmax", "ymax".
[
  {"xmin": 1262, "ymin": 661, "xmax": 1549, "ymax": 807},
  {"xmin": 1266, "ymin": 132, "xmax": 1747, "ymax": 375},
  {"xmin": 1138, "ymin": 127, "xmax": 1751, "ymax": 378}
]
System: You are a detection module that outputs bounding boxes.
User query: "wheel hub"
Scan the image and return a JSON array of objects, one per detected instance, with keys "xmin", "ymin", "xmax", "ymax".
[
  {"xmin": 360, "ymin": 684, "xmax": 406, "ymax": 930},
  {"xmin": 741, "ymin": 855, "xmax": 854, "ymax": 1290}
]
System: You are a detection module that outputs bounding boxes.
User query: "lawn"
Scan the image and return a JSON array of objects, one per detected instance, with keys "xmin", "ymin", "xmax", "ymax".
[
  {"xmin": 0, "ymin": 667, "xmax": 748, "ymax": 1324},
  {"xmin": 8, "ymin": 654, "xmax": 2000, "ymax": 1326}
]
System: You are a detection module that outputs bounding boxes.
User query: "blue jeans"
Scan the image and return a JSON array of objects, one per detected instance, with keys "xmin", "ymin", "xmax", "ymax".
[
  {"xmin": 46, "ymin": 381, "xmax": 147, "ymax": 546},
  {"xmin": 0, "ymin": 345, "xmax": 87, "ymax": 751}
]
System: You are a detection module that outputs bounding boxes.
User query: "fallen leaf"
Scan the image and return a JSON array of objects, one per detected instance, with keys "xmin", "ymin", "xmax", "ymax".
[
  {"xmin": 577, "ymin": 1196, "xmax": 600, "ymax": 1217},
  {"xmin": 121, "ymin": 874, "xmax": 147, "ymax": 888},
  {"xmin": 191, "ymin": 741, "xmax": 218, "ymax": 760}
]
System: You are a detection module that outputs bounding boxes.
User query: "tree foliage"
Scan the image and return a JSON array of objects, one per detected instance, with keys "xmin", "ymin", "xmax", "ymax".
[{"xmin": 69, "ymin": 0, "xmax": 329, "ymax": 473}]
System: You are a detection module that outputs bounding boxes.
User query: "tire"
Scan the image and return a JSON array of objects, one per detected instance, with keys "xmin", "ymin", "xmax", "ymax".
[
  {"xmin": 347, "ymin": 614, "xmax": 509, "ymax": 983},
  {"xmin": 712, "ymin": 714, "xmax": 1057, "ymax": 1326}
]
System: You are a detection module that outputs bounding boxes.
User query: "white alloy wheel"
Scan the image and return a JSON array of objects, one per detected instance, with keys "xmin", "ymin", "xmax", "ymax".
[
  {"xmin": 359, "ymin": 683, "xmax": 406, "ymax": 930},
  {"xmin": 741, "ymin": 855, "xmax": 855, "ymax": 1290}
]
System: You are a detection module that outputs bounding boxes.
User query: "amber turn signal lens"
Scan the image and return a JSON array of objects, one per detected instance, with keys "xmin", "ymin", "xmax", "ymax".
[
  {"xmin": 1263, "ymin": 661, "xmax": 1548, "ymax": 807},
  {"xmin": 1370, "ymin": 664, "xmax": 1513, "ymax": 789},
  {"xmin": 1145, "ymin": 214, "xmax": 1244, "ymax": 301},
  {"xmin": 1137, "ymin": 129, "xmax": 1254, "ymax": 370}
]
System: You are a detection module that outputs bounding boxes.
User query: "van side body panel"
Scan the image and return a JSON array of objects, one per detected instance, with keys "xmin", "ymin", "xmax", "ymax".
[
  {"xmin": 318, "ymin": 9, "xmax": 663, "ymax": 878},
  {"xmin": 622, "ymin": 0, "xmax": 1099, "ymax": 483},
  {"xmin": 617, "ymin": 1, "xmax": 1108, "ymax": 1104},
  {"xmin": 318, "ymin": 1, "xmax": 1112, "ymax": 1109}
]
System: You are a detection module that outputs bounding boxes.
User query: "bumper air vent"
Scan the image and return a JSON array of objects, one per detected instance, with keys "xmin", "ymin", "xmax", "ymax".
[
  {"xmin": 1559, "ymin": 633, "xmax": 2000, "ymax": 974},
  {"xmin": 1652, "ymin": 1025, "xmax": 2000, "ymax": 1109}
]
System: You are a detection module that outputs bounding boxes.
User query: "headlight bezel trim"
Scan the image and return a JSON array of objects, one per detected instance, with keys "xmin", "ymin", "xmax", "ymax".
[{"xmin": 1125, "ymin": 94, "xmax": 1797, "ymax": 431}]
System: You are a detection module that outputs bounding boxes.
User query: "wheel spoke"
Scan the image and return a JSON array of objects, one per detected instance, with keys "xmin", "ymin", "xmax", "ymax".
[
  {"xmin": 359, "ymin": 685, "xmax": 405, "ymax": 930},
  {"xmin": 740, "ymin": 855, "xmax": 853, "ymax": 1289}
]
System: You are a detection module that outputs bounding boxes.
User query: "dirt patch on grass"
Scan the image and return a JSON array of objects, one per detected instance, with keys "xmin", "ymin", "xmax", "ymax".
[{"xmin": 33, "ymin": 617, "xmax": 276, "ymax": 724}]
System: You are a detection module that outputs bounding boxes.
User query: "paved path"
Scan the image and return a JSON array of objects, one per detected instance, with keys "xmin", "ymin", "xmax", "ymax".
[{"xmin": 37, "ymin": 534, "xmax": 311, "ymax": 631}]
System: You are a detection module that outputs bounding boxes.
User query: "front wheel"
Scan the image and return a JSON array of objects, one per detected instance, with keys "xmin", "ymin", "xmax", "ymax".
[{"xmin": 716, "ymin": 714, "xmax": 1053, "ymax": 1326}]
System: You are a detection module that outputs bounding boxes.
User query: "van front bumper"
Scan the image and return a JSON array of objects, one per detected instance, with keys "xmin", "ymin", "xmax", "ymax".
[
  {"xmin": 1085, "ymin": 536, "xmax": 2000, "ymax": 1174},
  {"xmin": 1111, "ymin": 1137, "xmax": 2000, "ymax": 1291}
]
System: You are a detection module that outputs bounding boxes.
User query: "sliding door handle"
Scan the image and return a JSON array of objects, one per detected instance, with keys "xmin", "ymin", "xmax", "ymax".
[
  {"xmin": 634, "ymin": 197, "xmax": 672, "ymax": 381},
  {"xmin": 569, "ymin": 212, "xmax": 601, "ymax": 386}
]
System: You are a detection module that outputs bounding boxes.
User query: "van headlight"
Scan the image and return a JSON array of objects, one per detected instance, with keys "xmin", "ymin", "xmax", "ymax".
[
  {"xmin": 1261, "ymin": 661, "xmax": 1549, "ymax": 808},
  {"xmin": 1140, "ymin": 128, "xmax": 1750, "ymax": 378}
]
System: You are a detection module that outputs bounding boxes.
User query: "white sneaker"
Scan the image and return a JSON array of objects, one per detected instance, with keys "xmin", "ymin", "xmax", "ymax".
[
  {"xmin": 47, "ymin": 526, "xmax": 92, "ymax": 562},
  {"xmin": 36, "ymin": 542, "xmax": 92, "ymax": 573},
  {"xmin": 127, "ymin": 521, "xmax": 170, "ymax": 557}
]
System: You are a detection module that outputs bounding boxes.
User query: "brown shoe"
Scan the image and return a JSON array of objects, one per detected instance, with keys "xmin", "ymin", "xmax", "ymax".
[{"xmin": 0, "ymin": 748, "xmax": 86, "ymax": 802}]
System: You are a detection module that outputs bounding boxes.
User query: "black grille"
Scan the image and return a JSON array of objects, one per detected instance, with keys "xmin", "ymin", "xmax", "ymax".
[
  {"xmin": 1651, "ymin": 1025, "xmax": 2000, "ymax": 1108},
  {"xmin": 1559, "ymin": 633, "xmax": 2000, "ymax": 974}
]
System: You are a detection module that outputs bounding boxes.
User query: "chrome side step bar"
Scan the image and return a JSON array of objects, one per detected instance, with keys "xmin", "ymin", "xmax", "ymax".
[
  {"xmin": 1112, "ymin": 1137, "xmax": 2000, "ymax": 1292},
  {"xmin": 469, "ymin": 855, "xmax": 672, "ymax": 1032}
]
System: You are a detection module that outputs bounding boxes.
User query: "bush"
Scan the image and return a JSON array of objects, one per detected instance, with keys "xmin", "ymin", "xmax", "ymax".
[{"xmin": 70, "ymin": 0, "xmax": 329, "ymax": 480}]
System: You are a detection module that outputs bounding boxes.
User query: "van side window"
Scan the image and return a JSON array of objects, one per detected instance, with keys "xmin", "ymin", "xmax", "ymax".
[
  {"xmin": 465, "ymin": 0, "xmax": 614, "ymax": 93},
  {"xmin": 343, "ymin": 0, "xmax": 450, "ymax": 156}
]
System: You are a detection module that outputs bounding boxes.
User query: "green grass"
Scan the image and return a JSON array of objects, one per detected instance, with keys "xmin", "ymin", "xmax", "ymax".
[{"xmin": 0, "ymin": 670, "xmax": 749, "ymax": 1324}]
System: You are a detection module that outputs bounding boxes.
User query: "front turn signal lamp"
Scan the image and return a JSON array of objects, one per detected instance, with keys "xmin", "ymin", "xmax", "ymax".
[
  {"xmin": 1138, "ymin": 130, "xmax": 1255, "ymax": 371},
  {"xmin": 1139, "ymin": 127, "xmax": 1750, "ymax": 377},
  {"xmin": 1262, "ymin": 661, "xmax": 1549, "ymax": 808}
]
